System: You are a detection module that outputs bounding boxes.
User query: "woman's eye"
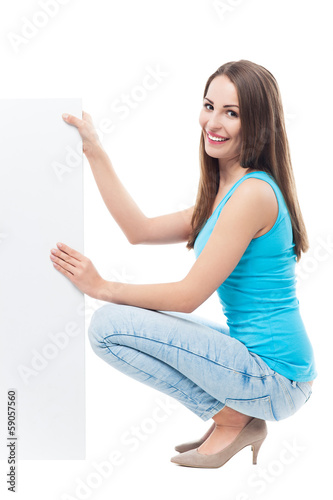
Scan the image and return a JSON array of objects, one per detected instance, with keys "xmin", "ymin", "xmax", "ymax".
[
  {"xmin": 204, "ymin": 103, "xmax": 213, "ymax": 110},
  {"xmin": 203, "ymin": 104, "xmax": 238, "ymax": 117}
]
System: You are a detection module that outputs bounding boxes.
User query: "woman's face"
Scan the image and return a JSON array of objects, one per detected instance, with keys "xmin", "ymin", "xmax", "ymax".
[{"xmin": 199, "ymin": 75, "xmax": 242, "ymax": 165}]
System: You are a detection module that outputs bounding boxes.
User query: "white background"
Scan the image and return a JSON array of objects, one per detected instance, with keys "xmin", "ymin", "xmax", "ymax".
[{"xmin": 0, "ymin": 0, "xmax": 331, "ymax": 498}]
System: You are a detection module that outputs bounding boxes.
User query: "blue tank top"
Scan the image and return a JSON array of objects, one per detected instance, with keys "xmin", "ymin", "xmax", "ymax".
[{"xmin": 193, "ymin": 170, "xmax": 317, "ymax": 382}]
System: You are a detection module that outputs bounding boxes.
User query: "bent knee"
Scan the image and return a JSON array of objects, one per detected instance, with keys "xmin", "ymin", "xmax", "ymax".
[
  {"xmin": 88, "ymin": 304, "xmax": 113, "ymax": 348},
  {"xmin": 87, "ymin": 303, "xmax": 131, "ymax": 349}
]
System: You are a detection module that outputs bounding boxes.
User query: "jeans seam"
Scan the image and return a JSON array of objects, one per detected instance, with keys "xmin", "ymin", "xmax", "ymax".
[
  {"xmin": 105, "ymin": 331, "xmax": 269, "ymax": 380},
  {"xmin": 249, "ymin": 351, "xmax": 276, "ymax": 376},
  {"xmin": 199, "ymin": 400, "xmax": 225, "ymax": 420},
  {"xmin": 204, "ymin": 399, "xmax": 224, "ymax": 415},
  {"xmin": 275, "ymin": 374, "xmax": 295, "ymax": 412},
  {"xmin": 267, "ymin": 395, "xmax": 276, "ymax": 421},
  {"xmin": 296, "ymin": 383, "xmax": 312, "ymax": 401},
  {"xmin": 101, "ymin": 340, "xmax": 204, "ymax": 409},
  {"xmin": 225, "ymin": 395, "xmax": 276, "ymax": 421}
]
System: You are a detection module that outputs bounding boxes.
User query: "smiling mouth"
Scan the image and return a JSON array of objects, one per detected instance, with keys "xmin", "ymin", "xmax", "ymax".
[{"xmin": 206, "ymin": 131, "xmax": 230, "ymax": 143}]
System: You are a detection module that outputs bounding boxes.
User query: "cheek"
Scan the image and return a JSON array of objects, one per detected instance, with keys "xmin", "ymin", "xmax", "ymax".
[
  {"xmin": 231, "ymin": 123, "xmax": 242, "ymax": 140},
  {"xmin": 198, "ymin": 110, "xmax": 206, "ymax": 128}
]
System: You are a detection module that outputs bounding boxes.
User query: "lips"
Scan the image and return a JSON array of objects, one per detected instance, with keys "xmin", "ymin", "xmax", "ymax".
[
  {"xmin": 206, "ymin": 130, "xmax": 230, "ymax": 144},
  {"xmin": 206, "ymin": 130, "xmax": 228, "ymax": 139}
]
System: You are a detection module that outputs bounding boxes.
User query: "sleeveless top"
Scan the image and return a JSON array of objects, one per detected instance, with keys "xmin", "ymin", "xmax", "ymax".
[{"xmin": 193, "ymin": 170, "xmax": 317, "ymax": 382}]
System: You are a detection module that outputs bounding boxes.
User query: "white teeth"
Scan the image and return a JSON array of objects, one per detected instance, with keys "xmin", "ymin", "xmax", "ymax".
[{"xmin": 207, "ymin": 133, "xmax": 228, "ymax": 142}]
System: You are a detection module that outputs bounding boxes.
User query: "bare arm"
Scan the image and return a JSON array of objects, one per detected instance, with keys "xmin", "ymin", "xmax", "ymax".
[
  {"xmin": 85, "ymin": 143, "xmax": 148, "ymax": 244},
  {"xmin": 63, "ymin": 112, "xmax": 194, "ymax": 245},
  {"xmin": 95, "ymin": 179, "xmax": 272, "ymax": 312},
  {"xmin": 86, "ymin": 144, "xmax": 194, "ymax": 245},
  {"xmin": 139, "ymin": 205, "xmax": 194, "ymax": 244},
  {"xmin": 52, "ymin": 161, "xmax": 274, "ymax": 313}
]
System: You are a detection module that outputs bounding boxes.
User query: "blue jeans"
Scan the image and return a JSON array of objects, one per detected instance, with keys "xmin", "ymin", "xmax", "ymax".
[{"xmin": 88, "ymin": 303, "xmax": 313, "ymax": 422}]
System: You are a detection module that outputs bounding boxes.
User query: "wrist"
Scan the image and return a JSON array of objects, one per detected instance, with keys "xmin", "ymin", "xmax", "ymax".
[
  {"xmin": 94, "ymin": 278, "xmax": 108, "ymax": 301},
  {"xmin": 84, "ymin": 140, "xmax": 104, "ymax": 159},
  {"xmin": 95, "ymin": 279, "xmax": 120, "ymax": 303}
]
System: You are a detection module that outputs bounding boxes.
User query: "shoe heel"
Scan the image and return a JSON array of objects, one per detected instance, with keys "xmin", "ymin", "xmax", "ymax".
[{"xmin": 251, "ymin": 437, "xmax": 265, "ymax": 465}]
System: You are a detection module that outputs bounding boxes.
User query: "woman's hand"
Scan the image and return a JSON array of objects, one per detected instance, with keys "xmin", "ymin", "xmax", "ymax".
[
  {"xmin": 50, "ymin": 242, "xmax": 105, "ymax": 298},
  {"xmin": 62, "ymin": 110, "xmax": 102, "ymax": 155}
]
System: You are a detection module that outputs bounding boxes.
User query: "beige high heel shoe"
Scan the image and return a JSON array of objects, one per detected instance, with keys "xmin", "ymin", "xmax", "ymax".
[
  {"xmin": 174, "ymin": 422, "xmax": 216, "ymax": 453},
  {"xmin": 170, "ymin": 417, "xmax": 267, "ymax": 468}
]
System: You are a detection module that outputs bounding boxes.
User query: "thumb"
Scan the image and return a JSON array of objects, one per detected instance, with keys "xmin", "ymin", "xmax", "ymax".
[{"xmin": 62, "ymin": 113, "xmax": 82, "ymax": 127}]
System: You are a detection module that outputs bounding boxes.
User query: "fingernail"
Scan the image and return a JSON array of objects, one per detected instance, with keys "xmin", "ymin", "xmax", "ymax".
[{"xmin": 62, "ymin": 113, "xmax": 69, "ymax": 119}]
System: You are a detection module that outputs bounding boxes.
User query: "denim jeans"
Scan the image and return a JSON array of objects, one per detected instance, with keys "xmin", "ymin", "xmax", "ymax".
[{"xmin": 88, "ymin": 303, "xmax": 313, "ymax": 422}]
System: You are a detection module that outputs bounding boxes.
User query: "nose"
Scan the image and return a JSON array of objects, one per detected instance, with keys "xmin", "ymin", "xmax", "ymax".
[{"xmin": 207, "ymin": 111, "xmax": 223, "ymax": 132}]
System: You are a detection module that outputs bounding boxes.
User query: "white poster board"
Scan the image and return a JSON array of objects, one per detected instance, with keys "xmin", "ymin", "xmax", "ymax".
[{"xmin": 0, "ymin": 99, "xmax": 85, "ymax": 459}]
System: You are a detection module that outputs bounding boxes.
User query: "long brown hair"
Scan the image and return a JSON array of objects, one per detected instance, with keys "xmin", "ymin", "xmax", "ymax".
[{"xmin": 186, "ymin": 60, "xmax": 309, "ymax": 262}]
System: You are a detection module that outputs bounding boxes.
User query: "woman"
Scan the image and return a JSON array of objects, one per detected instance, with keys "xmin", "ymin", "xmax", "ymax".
[{"xmin": 50, "ymin": 60, "xmax": 317, "ymax": 469}]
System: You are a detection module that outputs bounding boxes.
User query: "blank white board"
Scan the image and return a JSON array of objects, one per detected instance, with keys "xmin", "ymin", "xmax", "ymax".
[{"xmin": 0, "ymin": 98, "xmax": 85, "ymax": 459}]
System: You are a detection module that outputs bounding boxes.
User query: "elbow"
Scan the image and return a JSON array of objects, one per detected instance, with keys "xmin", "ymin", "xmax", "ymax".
[
  {"xmin": 128, "ymin": 219, "xmax": 149, "ymax": 245},
  {"xmin": 127, "ymin": 232, "xmax": 143, "ymax": 245},
  {"xmin": 179, "ymin": 284, "xmax": 198, "ymax": 314},
  {"xmin": 183, "ymin": 300, "xmax": 199, "ymax": 314},
  {"xmin": 183, "ymin": 303, "xmax": 195, "ymax": 314}
]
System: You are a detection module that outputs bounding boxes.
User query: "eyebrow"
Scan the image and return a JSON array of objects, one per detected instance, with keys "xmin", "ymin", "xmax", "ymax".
[{"xmin": 203, "ymin": 97, "xmax": 239, "ymax": 108}]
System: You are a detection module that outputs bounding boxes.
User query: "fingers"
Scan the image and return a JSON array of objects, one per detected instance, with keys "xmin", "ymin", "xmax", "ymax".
[
  {"xmin": 82, "ymin": 110, "xmax": 92, "ymax": 121},
  {"xmin": 62, "ymin": 110, "xmax": 93, "ymax": 128},
  {"xmin": 62, "ymin": 112, "xmax": 84, "ymax": 128},
  {"xmin": 51, "ymin": 249, "xmax": 76, "ymax": 267},
  {"xmin": 51, "ymin": 256, "xmax": 75, "ymax": 276},
  {"xmin": 56, "ymin": 242, "xmax": 82, "ymax": 261}
]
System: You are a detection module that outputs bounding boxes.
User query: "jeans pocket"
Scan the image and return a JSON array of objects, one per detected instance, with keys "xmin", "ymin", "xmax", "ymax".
[
  {"xmin": 296, "ymin": 382, "xmax": 313, "ymax": 402},
  {"xmin": 225, "ymin": 395, "xmax": 276, "ymax": 421}
]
